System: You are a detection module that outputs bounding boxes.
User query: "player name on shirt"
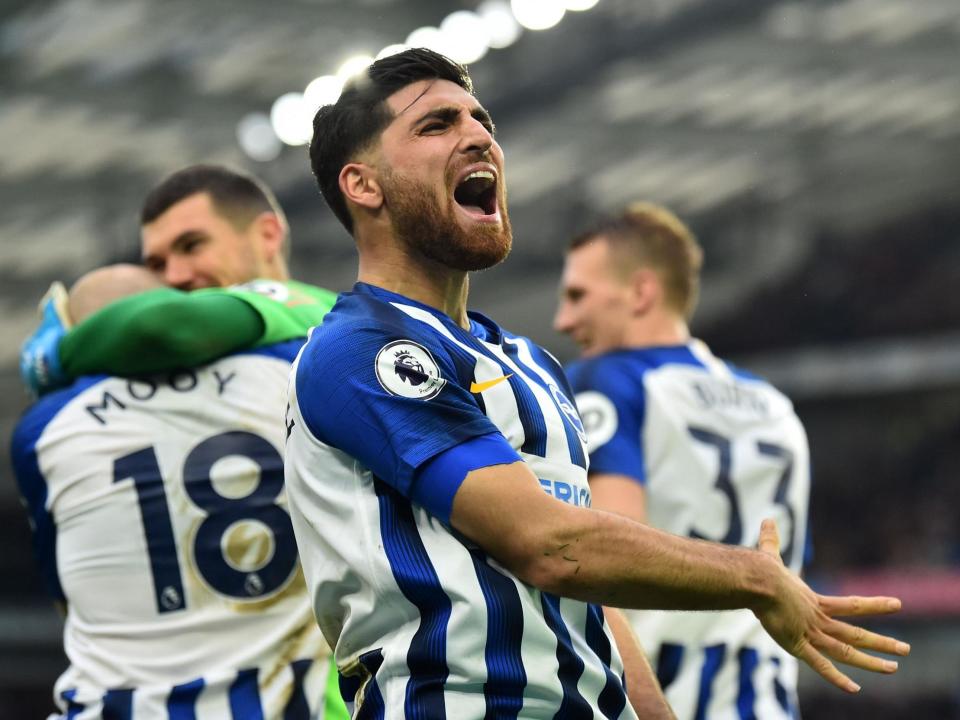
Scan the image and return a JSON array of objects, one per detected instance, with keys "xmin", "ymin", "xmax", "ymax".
[
  {"xmin": 10, "ymin": 340, "xmax": 348, "ymax": 719},
  {"xmin": 567, "ymin": 343, "xmax": 809, "ymax": 720},
  {"xmin": 84, "ymin": 369, "xmax": 238, "ymax": 425},
  {"xmin": 691, "ymin": 377, "xmax": 770, "ymax": 416}
]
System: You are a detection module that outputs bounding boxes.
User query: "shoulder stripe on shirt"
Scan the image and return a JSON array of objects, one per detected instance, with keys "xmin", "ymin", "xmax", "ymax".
[
  {"xmin": 469, "ymin": 549, "xmax": 527, "ymax": 718},
  {"xmin": 452, "ymin": 332, "xmax": 549, "ymax": 458},
  {"xmin": 502, "ymin": 338, "xmax": 587, "ymax": 469},
  {"xmin": 438, "ymin": 338, "xmax": 491, "ymax": 416},
  {"xmin": 374, "ymin": 479, "xmax": 450, "ymax": 719},
  {"xmin": 508, "ymin": 373, "xmax": 549, "ymax": 457},
  {"xmin": 388, "ymin": 302, "xmax": 549, "ymax": 458}
]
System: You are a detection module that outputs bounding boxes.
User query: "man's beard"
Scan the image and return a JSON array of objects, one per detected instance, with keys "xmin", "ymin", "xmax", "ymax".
[{"xmin": 383, "ymin": 170, "xmax": 512, "ymax": 272}]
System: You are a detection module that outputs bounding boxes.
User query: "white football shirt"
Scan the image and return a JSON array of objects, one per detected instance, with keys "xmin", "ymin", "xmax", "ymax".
[
  {"xmin": 568, "ymin": 340, "xmax": 810, "ymax": 720},
  {"xmin": 12, "ymin": 342, "xmax": 339, "ymax": 719}
]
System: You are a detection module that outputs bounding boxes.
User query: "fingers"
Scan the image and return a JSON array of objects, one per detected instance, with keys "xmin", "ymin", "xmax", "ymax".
[
  {"xmin": 797, "ymin": 640, "xmax": 861, "ymax": 694},
  {"xmin": 803, "ymin": 616, "xmax": 909, "ymax": 692},
  {"xmin": 819, "ymin": 594, "xmax": 902, "ymax": 617},
  {"xmin": 757, "ymin": 518, "xmax": 781, "ymax": 558},
  {"xmin": 825, "ymin": 618, "xmax": 911, "ymax": 656},
  {"xmin": 814, "ymin": 631, "xmax": 900, "ymax": 674}
]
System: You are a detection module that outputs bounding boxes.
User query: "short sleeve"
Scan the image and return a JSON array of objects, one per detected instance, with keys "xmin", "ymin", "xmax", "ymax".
[
  {"xmin": 295, "ymin": 316, "xmax": 504, "ymax": 502},
  {"xmin": 413, "ymin": 433, "xmax": 522, "ymax": 522},
  {"xmin": 567, "ymin": 358, "xmax": 648, "ymax": 484}
]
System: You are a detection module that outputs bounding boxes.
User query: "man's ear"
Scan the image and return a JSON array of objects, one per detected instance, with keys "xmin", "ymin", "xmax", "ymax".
[
  {"xmin": 252, "ymin": 212, "xmax": 285, "ymax": 261},
  {"xmin": 630, "ymin": 267, "xmax": 660, "ymax": 316},
  {"xmin": 339, "ymin": 162, "xmax": 383, "ymax": 212}
]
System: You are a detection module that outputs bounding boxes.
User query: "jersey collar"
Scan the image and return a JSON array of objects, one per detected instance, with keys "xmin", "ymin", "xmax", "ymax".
[{"xmin": 352, "ymin": 282, "xmax": 504, "ymax": 345}]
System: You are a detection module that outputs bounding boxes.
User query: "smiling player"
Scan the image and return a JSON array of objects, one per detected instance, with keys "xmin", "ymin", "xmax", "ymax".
[{"xmin": 13, "ymin": 163, "xmax": 349, "ymax": 720}]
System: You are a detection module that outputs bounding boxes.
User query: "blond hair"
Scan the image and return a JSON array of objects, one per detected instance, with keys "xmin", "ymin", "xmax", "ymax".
[{"xmin": 570, "ymin": 202, "xmax": 703, "ymax": 319}]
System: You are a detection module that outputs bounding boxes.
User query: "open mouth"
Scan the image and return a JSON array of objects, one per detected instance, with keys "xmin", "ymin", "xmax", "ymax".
[{"xmin": 454, "ymin": 170, "xmax": 498, "ymax": 218}]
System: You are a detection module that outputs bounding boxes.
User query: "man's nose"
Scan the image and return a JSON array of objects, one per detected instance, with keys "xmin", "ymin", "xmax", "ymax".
[
  {"xmin": 553, "ymin": 302, "xmax": 573, "ymax": 334},
  {"xmin": 164, "ymin": 257, "xmax": 195, "ymax": 290},
  {"xmin": 461, "ymin": 116, "xmax": 495, "ymax": 156}
]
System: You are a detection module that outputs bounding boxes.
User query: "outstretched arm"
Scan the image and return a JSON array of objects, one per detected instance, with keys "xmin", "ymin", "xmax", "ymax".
[
  {"xmin": 60, "ymin": 288, "xmax": 263, "ymax": 377},
  {"xmin": 450, "ymin": 461, "xmax": 909, "ymax": 694}
]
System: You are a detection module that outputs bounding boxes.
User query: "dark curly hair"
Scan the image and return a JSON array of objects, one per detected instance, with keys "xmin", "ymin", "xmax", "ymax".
[
  {"xmin": 309, "ymin": 48, "xmax": 473, "ymax": 234},
  {"xmin": 140, "ymin": 164, "xmax": 286, "ymax": 231}
]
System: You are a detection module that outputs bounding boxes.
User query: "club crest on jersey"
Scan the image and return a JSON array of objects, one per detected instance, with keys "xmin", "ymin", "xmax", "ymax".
[
  {"xmin": 550, "ymin": 384, "xmax": 587, "ymax": 443},
  {"xmin": 573, "ymin": 391, "xmax": 618, "ymax": 449},
  {"xmin": 375, "ymin": 340, "xmax": 446, "ymax": 400}
]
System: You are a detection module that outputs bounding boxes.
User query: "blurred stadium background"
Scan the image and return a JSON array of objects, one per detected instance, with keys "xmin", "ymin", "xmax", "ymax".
[{"xmin": 1, "ymin": 0, "xmax": 959, "ymax": 716}]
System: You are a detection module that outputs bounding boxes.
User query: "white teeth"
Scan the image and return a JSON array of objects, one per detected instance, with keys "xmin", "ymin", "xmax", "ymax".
[{"xmin": 465, "ymin": 170, "xmax": 495, "ymax": 182}]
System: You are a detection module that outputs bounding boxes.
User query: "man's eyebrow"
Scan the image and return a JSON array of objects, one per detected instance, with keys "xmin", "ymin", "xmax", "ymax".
[
  {"xmin": 410, "ymin": 105, "xmax": 496, "ymax": 134},
  {"xmin": 411, "ymin": 106, "xmax": 460, "ymax": 127},
  {"xmin": 471, "ymin": 107, "xmax": 493, "ymax": 128}
]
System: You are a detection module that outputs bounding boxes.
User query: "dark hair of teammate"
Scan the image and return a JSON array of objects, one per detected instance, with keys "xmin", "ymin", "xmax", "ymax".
[
  {"xmin": 309, "ymin": 48, "xmax": 474, "ymax": 233},
  {"xmin": 141, "ymin": 164, "xmax": 287, "ymax": 233}
]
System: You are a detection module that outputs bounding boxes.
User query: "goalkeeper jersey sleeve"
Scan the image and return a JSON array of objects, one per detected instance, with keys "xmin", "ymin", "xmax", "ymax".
[
  {"xmin": 58, "ymin": 280, "xmax": 337, "ymax": 378},
  {"xmin": 220, "ymin": 279, "xmax": 337, "ymax": 347}
]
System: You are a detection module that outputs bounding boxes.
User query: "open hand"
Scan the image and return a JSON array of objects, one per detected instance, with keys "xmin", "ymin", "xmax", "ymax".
[{"xmin": 752, "ymin": 518, "xmax": 910, "ymax": 693}]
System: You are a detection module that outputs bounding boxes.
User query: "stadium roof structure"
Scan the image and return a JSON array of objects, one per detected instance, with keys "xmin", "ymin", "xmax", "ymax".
[
  {"xmin": 1, "ymin": 0, "xmax": 958, "ymax": 363},
  {"xmin": 0, "ymin": 0, "xmax": 957, "ymax": 437}
]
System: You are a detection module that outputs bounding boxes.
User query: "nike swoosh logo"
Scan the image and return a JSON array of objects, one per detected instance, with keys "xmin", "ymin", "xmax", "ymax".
[{"xmin": 470, "ymin": 374, "xmax": 513, "ymax": 393}]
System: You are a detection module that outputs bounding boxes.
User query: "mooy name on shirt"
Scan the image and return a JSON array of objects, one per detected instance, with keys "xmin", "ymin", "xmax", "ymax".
[{"xmin": 85, "ymin": 368, "xmax": 237, "ymax": 426}]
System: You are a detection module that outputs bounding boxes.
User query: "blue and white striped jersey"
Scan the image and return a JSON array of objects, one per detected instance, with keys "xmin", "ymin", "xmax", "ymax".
[
  {"xmin": 284, "ymin": 283, "xmax": 634, "ymax": 720},
  {"xmin": 567, "ymin": 341, "xmax": 811, "ymax": 720},
  {"xmin": 11, "ymin": 341, "xmax": 345, "ymax": 720}
]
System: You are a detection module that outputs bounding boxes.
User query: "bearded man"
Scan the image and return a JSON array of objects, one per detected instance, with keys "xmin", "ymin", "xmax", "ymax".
[{"xmin": 282, "ymin": 48, "xmax": 907, "ymax": 720}]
